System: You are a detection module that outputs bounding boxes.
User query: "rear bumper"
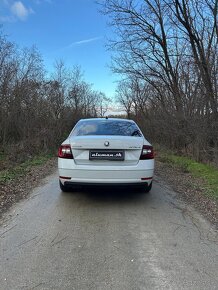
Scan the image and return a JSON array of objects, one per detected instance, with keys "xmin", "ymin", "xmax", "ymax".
[
  {"xmin": 58, "ymin": 158, "xmax": 154, "ymax": 185},
  {"xmin": 63, "ymin": 181, "xmax": 150, "ymax": 188}
]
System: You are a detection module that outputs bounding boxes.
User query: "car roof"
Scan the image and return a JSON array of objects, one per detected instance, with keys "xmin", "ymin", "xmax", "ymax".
[{"xmin": 78, "ymin": 118, "xmax": 135, "ymax": 123}]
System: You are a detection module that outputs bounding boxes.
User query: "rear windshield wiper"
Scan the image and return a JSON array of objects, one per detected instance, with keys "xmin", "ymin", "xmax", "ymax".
[{"xmin": 131, "ymin": 129, "xmax": 142, "ymax": 137}]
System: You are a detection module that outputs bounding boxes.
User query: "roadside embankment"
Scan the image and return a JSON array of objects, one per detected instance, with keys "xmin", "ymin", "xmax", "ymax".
[
  {"xmin": 155, "ymin": 149, "xmax": 218, "ymax": 228},
  {"xmin": 0, "ymin": 154, "xmax": 56, "ymax": 220}
]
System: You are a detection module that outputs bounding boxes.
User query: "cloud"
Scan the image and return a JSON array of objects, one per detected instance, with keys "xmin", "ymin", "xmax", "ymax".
[
  {"xmin": 2, "ymin": 0, "xmax": 10, "ymax": 5},
  {"xmin": 0, "ymin": 15, "xmax": 14, "ymax": 23},
  {"xmin": 10, "ymin": 1, "xmax": 33, "ymax": 21},
  {"xmin": 34, "ymin": 0, "xmax": 52, "ymax": 4},
  {"xmin": 67, "ymin": 37, "xmax": 102, "ymax": 48}
]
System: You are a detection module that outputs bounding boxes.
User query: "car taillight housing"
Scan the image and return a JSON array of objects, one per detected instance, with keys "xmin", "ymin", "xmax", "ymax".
[
  {"xmin": 58, "ymin": 144, "xmax": 73, "ymax": 159},
  {"xmin": 140, "ymin": 145, "xmax": 154, "ymax": 160}
]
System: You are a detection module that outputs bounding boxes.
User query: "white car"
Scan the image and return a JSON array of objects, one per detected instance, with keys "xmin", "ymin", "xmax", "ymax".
[{"xmin": 58, "ymin": 118, "xmax": 154, "ymax": 192}]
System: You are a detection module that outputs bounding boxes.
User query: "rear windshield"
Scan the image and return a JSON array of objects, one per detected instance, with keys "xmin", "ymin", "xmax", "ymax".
[{"xmin": 70, "ymin": 120, "xmax": 142, "ymax": 137}]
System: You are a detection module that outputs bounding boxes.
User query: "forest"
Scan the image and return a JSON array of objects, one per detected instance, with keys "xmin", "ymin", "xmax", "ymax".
[
  {"xmin": 0, "ymin": 31, "xmax": 109, "ymax": 162},
  {"xmin": 1, "ymin": 0, "xmax": 218, "ymax": 166},
  {"xmin": 102, "ymin": 0, "xmax": 218, "ymax": 166}
]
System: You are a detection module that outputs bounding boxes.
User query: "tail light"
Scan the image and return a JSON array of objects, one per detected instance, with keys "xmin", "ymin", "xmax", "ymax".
[
  {"xmin": 58, "ymin": 144, "xmax": 73, "ymax": 159},
  {"xmin": 140, "ymin": 145, "xmax": 154, "ymax": 160}
]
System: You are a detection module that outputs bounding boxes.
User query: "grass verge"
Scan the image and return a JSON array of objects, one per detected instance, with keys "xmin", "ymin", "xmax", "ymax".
[
  {"xmin": 0, "ymin": 153, "xmax": 53, "ymax": 183},
  {"xmin": 157, "ymin": 150, "xmax": 218, "ymax": 200}
]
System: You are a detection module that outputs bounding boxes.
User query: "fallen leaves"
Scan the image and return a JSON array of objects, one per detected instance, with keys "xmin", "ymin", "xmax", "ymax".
[
  {"xmin": 156, "ymin": 160, "xmax": 218, "ymax": 229},
  {"xmin": 0, "ymin": 158, "xmax": 56, "ymax": 220}
]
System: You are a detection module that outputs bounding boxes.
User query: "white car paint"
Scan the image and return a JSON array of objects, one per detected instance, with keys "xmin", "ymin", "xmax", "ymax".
[{"xmin": 58, "ymin": 118, "xmax": 154, "ymax": 191}]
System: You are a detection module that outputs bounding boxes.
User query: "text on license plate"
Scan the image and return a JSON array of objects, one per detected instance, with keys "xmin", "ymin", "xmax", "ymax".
[{"xmin": 89, "ymin": 150, "xmax": 124, "ymax": 161}]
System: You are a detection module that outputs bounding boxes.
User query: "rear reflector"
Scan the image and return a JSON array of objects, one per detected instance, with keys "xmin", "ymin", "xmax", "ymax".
[
  {"xmin": 141, "ymin": 177, "xmax": 153, "ymax": 180},
  {"xmin": 59, "ymin": 176, "xmax": 71, "ymax": 180},
  {"xmin": 140, "ymin": 145, "xmax": 154, "ymax": 160},
  {"xmin": 58, "ymin": 144, "xmax": 74, "ymax": 159}
]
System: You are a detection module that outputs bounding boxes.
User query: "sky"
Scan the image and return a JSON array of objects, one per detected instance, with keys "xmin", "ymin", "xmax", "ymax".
[{"xmin": 0, "ymin": 0, "xmax": 119, "ymax": 99}]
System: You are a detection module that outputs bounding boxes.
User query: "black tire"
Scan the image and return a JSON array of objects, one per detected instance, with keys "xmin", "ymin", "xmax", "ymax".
[
  {"xmin": 145, "ymin": 182, "xmax": 152, "ymax": 193},
  {"xmin": 59, "ymin": 180, "xmax": 69, "ymax": 192},
  {"xmin": 141, "ymin": 182, "xmax": 152, "ymax": 193}
]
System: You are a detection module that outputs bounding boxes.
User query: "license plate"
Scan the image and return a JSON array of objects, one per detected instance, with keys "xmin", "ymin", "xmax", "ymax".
[{"xmin": 89, "ymin": 150, "xmax": 124, "ymax": 161}]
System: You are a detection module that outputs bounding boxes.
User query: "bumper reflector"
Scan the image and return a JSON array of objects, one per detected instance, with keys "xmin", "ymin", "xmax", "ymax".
[
  {"xmin": 59, "ymin": 176, "xmax": 71, "ymax": 180},
  {"xmin": 141, "ymin": 177, "xmax": 153, "ymax": 180}
]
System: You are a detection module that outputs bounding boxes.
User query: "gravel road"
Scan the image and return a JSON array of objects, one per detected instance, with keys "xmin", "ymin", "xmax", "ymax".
[{"xmin": 0, "ymin": 172, "xmax": 218, "ymax": 290}]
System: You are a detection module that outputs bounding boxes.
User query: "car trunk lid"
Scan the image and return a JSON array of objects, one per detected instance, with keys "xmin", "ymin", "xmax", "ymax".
[{"xmin": 69, "ymin": 135, "xmax": 144, "ymax": 166}]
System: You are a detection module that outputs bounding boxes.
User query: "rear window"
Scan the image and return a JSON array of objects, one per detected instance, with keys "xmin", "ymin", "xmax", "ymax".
[{"xmin": 70, "ymin": 120, "xmax": 142, "ymax": 137}]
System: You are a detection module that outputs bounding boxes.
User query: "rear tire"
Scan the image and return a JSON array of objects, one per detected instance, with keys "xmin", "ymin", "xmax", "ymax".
[
  {"xmin": 141, "ymin": 182, "xmax": 152, "ymax": 193},
  {"xmin": 59, "ymin": 180, "xmax": 69, "ymax": 192}
]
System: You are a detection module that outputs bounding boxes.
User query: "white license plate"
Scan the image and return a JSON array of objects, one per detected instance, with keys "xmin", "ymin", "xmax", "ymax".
[{"xmin": 89, "ymin": 150, "xmax": 124, "ymax": 161}]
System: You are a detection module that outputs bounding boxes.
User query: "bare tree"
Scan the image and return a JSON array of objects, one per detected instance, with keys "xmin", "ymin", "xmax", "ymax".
[
  {"xmin": 0, "ymin": 31, "xmax": 108, "ymax": 162},
  {"xmin": 101, "ymin": 0, "xmax": 218, "ymax": 164}
]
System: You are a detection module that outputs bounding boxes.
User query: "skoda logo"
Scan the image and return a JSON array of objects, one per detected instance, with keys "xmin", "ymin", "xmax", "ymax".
[{"xmin": 104, "ymin": 141, "xmax": 110, "ymax": 147}]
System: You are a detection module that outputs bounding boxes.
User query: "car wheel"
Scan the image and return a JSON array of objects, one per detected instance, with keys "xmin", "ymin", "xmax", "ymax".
[
  {"xmin": 59, "ymin": 180, "xmax": 69, "ymax": 192},
  {"xmin": 141, "ymin": 182, "xmax": 152, "ymax": 193}
]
